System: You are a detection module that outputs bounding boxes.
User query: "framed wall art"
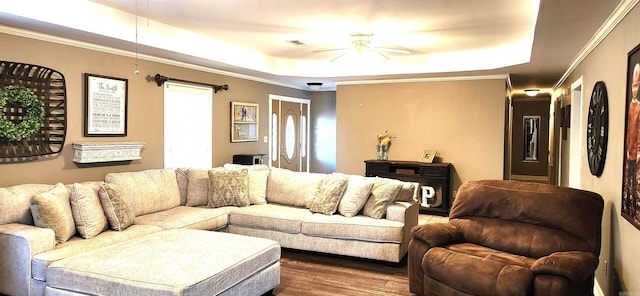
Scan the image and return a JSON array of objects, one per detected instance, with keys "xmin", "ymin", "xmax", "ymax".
[
  {"xmin": 622, "ymin": 43, "xmax": 640, "ymax": 231},
  {"xmin": 84, "ymin": 73, "xmax": 128, "ymax": 137},
  {"xmin": 231, "ymin": 101, "xmax": 259, "ymax": 142},
  {"xmin": 420, "ymin": 149, "xmax": 437, "ymax": 163}
]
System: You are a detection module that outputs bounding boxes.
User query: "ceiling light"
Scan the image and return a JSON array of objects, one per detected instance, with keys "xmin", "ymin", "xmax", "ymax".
[
  {"xmin": 307, "ymin": 82, "xmax": 322, "ymax": 91},
  {"xmin": 524, "ymin": 89, "xmax": 539, "ymax": 96}
]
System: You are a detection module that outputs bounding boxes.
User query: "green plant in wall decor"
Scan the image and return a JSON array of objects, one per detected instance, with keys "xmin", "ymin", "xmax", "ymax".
[
  {"xmin": 0, "ymin": 84, "xmax": 44, "ymax": 141},
  {"xmin": 0, "ymin": 61, "xmax": 67, "ymax": 159}
]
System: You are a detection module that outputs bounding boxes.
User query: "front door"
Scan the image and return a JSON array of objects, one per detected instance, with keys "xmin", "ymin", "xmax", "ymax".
[{"xmin": 270, "ymin": 95, "xmax": 309, "ymax": 172}]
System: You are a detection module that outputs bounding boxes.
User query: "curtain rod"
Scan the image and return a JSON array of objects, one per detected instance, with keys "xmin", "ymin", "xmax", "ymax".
[{"xmin": 152, "ymin": 73, "xmax": 229, "ymax": 93}]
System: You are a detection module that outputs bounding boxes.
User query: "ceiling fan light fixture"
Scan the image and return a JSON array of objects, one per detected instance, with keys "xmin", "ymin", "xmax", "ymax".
[{"xmin": 307, "ymin": 82, "xmax": 323, "ymax": 91}]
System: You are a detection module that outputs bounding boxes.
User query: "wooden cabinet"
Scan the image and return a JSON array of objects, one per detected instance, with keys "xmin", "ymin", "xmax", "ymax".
[
  {"xmin": 233, "ymin": 154, "xmax": 266, "ymax": 165},
  {"xmin": 364, "ymin": 160, "xmax": 452, "ymax": 216}
]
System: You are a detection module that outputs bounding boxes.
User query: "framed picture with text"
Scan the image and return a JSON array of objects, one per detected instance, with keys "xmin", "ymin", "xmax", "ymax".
[
  {"xmin": 231, "ymin": 101, "xmax": 259, "ymax": 142},
  {"xmin": 84, "ymin": 73, "xmax": 128, "ymax": 137}
]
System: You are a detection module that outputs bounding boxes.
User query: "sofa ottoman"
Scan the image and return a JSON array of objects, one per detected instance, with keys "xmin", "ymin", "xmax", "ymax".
[{"xmin": 44, "ymin": 229, "xmax": 281, "ymax": 295}]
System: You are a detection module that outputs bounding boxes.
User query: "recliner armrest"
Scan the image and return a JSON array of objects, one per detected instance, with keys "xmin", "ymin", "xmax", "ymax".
[
  {"xmin": 530, "ymin": 251, "xmax": 598, "ymax": 282},
  {"xmin": 411, "ymin": 222, "xmax": 463, "ymax": 247}
]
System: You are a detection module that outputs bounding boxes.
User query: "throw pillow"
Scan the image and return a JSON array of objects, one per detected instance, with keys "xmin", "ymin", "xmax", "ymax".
[
  {"xmin": 207, "ymin": 168, "xmax": 250, "ymax": 208},
  {"xmin": 185, "ymin": 169, "xmax": 210, "ymax": 206},
  {"xmin": 337, "ymin": 174, "xmax": 375, "ymax": 217},
  {"xmin": 224, "ymin": 163, "xmax": 269, "ymax": 204},
  {"xmin": 362, "ymin": 178, "xmax": 403, "ymax": 219},
  {"xmin": 309, "ymin": 174, "xmax": 349, "ymax": 215},
  {"xmin": 70, "ymin": 182, "xmax": 109, "ymax": 239},
  {"xmin": 98, "ymin": 182, "xmax": 135, "ymax": 231},
  {"xmin": 30, "ymin": 183, "xmax": 76, "ymax": 244},
  {"xmin": 175, "ymin": 167, "xmax": 189, "ymax": 206}
]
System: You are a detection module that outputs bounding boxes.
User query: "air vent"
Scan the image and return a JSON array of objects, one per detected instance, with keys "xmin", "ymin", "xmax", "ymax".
[{"xmin": 286, "ymin": 40, "xmax": 305, "ymax": 46}]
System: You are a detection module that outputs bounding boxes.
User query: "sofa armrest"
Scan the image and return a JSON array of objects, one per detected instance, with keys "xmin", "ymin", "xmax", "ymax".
[
  {"xmin": 386, "ymin": 201, "xmax": 416, "ymax": 223},
  {"xmin": 0, "ymin": 223, "xmax": 55, "ymax": 296},
  {"xmin": 530, "ymin": 251, "xmax": 599, "ymax": 282},
  {"xmin": 411, "ymin": 222, "xmax": 463, "ymax": 248}
]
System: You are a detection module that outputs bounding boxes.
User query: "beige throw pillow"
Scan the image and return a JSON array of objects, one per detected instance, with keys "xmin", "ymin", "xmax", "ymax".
[
  {"xmin": 207, "ymin": 168, "xmax": 250, "ymax": 208},
  {"xmin": 363, "ymin": 178, "xmax": 403, "ymax": 219},
  {"xmin": 175, "ymin": 168, "xmax": 189, "ymax": 206},
  {"xmin": 70, "ymin": 182, "xmax": 109, "ymax": 239},
  {"xmin": 337, "ymin": 174, "xmax": 375, "ymax": 217},
  {"xmin": 98, "ymin": 183, "xmax": 135, "ymax": 231},
  {"xmin": 30, "ymin": 183, "xmax": 75, "ymax": 244},
  {"xmin": 185, "ymin": 169, "xmax": 210, "ymax": 206},
  {"xmin": 224, "ymin": 163, "xmax": 269, "ymax": 204},
  {"xmin": 309, "ymin": 174, "xmax": 349, "ymax": 215}
]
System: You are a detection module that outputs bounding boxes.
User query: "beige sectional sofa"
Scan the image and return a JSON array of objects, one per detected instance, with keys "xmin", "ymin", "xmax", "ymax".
[{"xmin": 0, "ymin": 165, "xmax": 418, "ymax": 296}]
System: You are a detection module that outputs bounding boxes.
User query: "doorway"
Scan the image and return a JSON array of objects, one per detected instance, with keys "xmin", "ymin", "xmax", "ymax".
[
  {"xmin": 269, "ymin": 95, "xmax": 310, "ymax": 172},
  {"xmin": 510, "ymin": 96, "xmax": 551, "ymax": 183},
  {"xmin": 567, "ymin": 77, "xmax": 584, "ymax": 188}
]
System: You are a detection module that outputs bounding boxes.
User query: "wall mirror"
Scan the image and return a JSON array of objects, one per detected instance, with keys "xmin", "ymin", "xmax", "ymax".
[{"xmin": 523, "ymin": 116, "xmax": 540, "ymax": 161}]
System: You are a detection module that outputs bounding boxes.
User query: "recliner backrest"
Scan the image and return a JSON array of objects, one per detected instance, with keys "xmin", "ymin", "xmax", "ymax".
[{"xmin": 448, "ymin": 180, "xmax": 603, "ymax": 258}]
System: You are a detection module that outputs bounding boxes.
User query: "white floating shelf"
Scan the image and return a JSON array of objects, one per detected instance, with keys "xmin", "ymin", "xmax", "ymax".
[{"xmin": 72, "ymin": 142, "xmax": 144, "ymax": 163}]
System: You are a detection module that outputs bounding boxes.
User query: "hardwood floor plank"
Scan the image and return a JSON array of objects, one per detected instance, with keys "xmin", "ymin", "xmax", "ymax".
[{"xmin": 273, "ymin": 249, "xmax": 410, "ymax": 296}]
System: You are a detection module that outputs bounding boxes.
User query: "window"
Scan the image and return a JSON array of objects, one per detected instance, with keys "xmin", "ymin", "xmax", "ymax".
[
  {"xmin": 272, "ymin": 113, "xmax": 278, "ymax": 161},
  {"xmin": 301, "ymin": 115, "xmax": 307, "ymax": 158},
  {"xmin": 163, "ymin": 82, "xmax": 212, "ymax": 169},
  {"xmin": 285, "ymin": 114, "xmax": 296, "ymax": 160}
]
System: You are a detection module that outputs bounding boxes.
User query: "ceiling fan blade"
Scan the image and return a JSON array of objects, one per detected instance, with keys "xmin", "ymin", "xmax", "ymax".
[
  {"xmin": 371, "ymin": 49, "xmax": 390, "ymax": 61},
  {"xmin": 313, "ymin": 48, "xmax": 350, "ymax": 53},
  {"xmin": 330, "ymin": 51, "xmax": 351, "ymax": 62},
  {"xmin": 374, "ymin": 47, "xmax": 411, "ymax": 55}
]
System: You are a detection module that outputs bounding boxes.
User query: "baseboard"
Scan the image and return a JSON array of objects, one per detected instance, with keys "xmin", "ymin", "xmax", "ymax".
[{"xmin": 594, "ymin": 279, "xmax": 604, "ymax": 296}]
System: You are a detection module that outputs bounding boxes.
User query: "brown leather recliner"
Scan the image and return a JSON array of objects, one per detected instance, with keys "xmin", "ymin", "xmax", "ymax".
[{"xmin": 409, "ymin": 180, "xmax": 604, "ymax": 296}]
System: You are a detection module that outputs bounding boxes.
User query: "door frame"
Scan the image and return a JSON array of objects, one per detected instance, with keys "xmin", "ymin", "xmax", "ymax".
[
  {"xmin": 268, "ymin": 94, "xmax": 311, "ymax": 171},
  {"xmin": 568, "ymin": 76, "xmax": 584, "ymax": 188}
]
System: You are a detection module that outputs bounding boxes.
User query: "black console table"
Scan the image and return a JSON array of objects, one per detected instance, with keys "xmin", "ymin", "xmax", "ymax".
[{"xmin": 364, "ymin": 160, "xmax": 452, "ymax": 216}]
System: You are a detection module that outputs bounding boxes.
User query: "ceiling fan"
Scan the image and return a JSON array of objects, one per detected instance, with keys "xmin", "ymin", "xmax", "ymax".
[{"xmin": 315, "ymin": 33, "xmax": 411, "ymax": 62}]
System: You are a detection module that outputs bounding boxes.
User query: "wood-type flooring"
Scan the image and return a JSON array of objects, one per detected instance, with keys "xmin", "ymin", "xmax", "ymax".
[{"xmin": 272, "ymin": 249, "xmax": 410, "ymax": 296}]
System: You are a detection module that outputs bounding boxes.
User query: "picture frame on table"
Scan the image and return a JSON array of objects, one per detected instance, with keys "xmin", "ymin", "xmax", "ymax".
[
  {"xmin": 420, "ymin": 149, "xmax": 437, "ymax": 163},
  {"xmin": 84, "ymin": 73, "xmax": 128, "ymax": 137},
  {"xmin": 231, "ymin": 102, "xmax": 259, "ymax": 142}
]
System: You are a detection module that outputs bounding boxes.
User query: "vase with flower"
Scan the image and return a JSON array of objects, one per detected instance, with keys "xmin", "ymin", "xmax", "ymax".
[{"xmin": 376, "ymin": 130, "xmax": 392, "ymax": 160}]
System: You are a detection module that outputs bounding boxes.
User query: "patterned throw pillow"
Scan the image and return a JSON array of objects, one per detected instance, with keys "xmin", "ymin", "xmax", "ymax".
[
  {"xmin": 309, "ymin": 174, "xmax": 349, "ymax": 215},
  {"xmin": 223, "ymin": 163, "xmax": 269, "ymax": 204},
  {"xmin": 362, "ymin": 178, "xmax": 403, "ymax": 219},
  {"xmin": 337, "ymin": 174, "xmax": 375, "ymax": 217},
  {"xmin": 207, "ymin": 168, "xmax": 250, "ymax": 208},
  {"xmin": 98, "ymin": 182, "xmax": 135, "ymax": 231},
  {"xmin": 30, "ymin": 183, "xmax": 76, "ymax": 244},
  {"xmin": 70, "ymin": 182, "xmax": 109, "ymax": 239}
]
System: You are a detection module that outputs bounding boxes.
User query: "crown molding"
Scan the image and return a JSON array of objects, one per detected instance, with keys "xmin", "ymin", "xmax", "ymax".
[
  {"xmin": 335, "ymin": 74, "xmax": 510, "ymax": 86},
  {"xmin": 553, "ymin": 0, "xmax": 640, "ymax": 89},
  {"xmin": 0, "ymin": 25, "xmax": 301, "ymax": 90}
]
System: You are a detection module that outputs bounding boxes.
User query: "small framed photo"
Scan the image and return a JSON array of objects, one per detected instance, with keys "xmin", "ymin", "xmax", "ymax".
[
  {"xmin": 84, "ymin": 73, "xmax": 128, "ymax": 137},
  {"xmin": 420, "ymin": 149, "xmax": 437, "ymax": 163},
  {"xmin": 231, "ymin": 102, "xmax": 259, "ymax": 142}
]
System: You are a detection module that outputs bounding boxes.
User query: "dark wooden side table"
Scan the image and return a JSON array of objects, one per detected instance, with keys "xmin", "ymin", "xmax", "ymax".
[{"xmin": 364, "ymin": 160, "xmax": 452, "ymax": 216}]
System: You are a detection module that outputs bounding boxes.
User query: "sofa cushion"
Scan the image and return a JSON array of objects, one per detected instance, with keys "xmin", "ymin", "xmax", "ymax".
[
  {"xmin": 207, "ymin": 168, "xmax": 250, "ymax": 207},
  {"xmin": 0, "ymin": 183, "xmax": 52, "ymax": 225},
  {"xmin": 98, "ymin": 183, "xmax": 135, "ymax": 231},
  {"xmin": 184, "ymin": 168, "xmax": 210, "ymax": 207},
  {"xmin": 31, "ymin": 224, "xmax": 162, "ymax": 281},
  {"xmin": 135, "ymin": 206, "xmax": 229, "ymax": 230},
  {"xmin": 301, "ymin": 213, "xmax": 404, "ymax": 243},
  {"xmin": 70, "ymin": 182, "xmax": 108, "ymax": 239},
  {"xmin": 423, "ymin": 247, "xmax": 534, "ymax": 296},
  {"xmin": 229, "ymin": 204, "xmax": 312, "ymax": 234},
  {"xmin": 309, "ymin": 174, "xmax": 348, "ymax": 215},
  {"xmin": 105, "ymin": 169, "xmax": 181, "ymax": 216},
  {"xmin": 337, "ymin": 174, "xmax": 375, "ymax": 217},
  {"xmin": 30, "ymin": 183, "xmax": 76, "ymax": 244},
  {"xmin": 266, "ymin": 167, "xmax": 325, "ymax": 207},
  {"xmin": 363, "ymin": 178, "xmax": 403, "ymax": 219}
]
